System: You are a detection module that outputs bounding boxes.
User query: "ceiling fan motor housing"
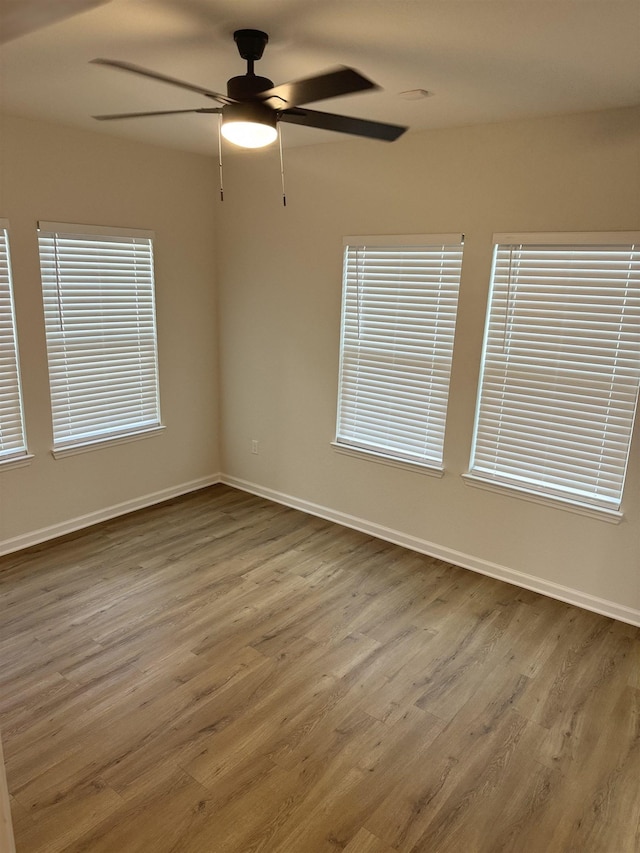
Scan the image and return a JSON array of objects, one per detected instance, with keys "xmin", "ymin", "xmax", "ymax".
[
  {"xmin": 227, "ymin": 74, "xmax": 274, "ymax": 101},
  {"xmin": 222, "ymin": 101, "xmax": 277, "ymax": 136}
]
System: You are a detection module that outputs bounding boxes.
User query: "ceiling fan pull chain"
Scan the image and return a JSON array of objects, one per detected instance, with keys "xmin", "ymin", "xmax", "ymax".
[
  {"xmin": 278, "ymin": 124, "xmax": 286, "ymax": 207},
  {"xmin": 217, "ymin": 114, "xmax": 224, "ymax": 201}
]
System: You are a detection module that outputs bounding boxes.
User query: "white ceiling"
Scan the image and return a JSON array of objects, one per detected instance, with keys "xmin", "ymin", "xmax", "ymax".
[{"xmin": 1, "ymin": 0, "xmax": 639, "ymax": 155}]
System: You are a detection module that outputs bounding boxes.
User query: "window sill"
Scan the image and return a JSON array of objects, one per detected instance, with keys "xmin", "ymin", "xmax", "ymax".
[
  {"xmin": 462, "ymin": 473, "xmax": 623, "ymax": 524},
  {"xmin": 331, "ymin": 441, "xmax": 444, "ymax": 478},
  {"xmin": 0, "ymin": 453, "xmax": 35, "ymax": 471},
  {"xmin": 52, "ymin": 425, "xmax": 166, "ymax": 459}
]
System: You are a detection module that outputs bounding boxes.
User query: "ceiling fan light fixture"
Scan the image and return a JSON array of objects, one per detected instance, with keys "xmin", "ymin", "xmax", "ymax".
[
  {"xmin": 221, "ymin": 120, "xmax": 277, "ymax": 148},
  {"xmin": 221, "ymin": 102, "xmax": 277, "ymax": 148}
]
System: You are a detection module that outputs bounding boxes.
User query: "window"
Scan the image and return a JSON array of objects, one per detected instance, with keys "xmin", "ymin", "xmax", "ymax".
[
  {"xmin": 0, "ymin": 220, "xmax": 28, "ymax": 464},
  {"xmin": 468, "ymin": 232, "xmax": 640, "ymax": 515},
  {"xmin": 335, "ymin": 234, "xmax": 463, "ymax": 470},
  {"xmin": 38, "ymin": 222, "xmax": 162, "ymax": 453}
]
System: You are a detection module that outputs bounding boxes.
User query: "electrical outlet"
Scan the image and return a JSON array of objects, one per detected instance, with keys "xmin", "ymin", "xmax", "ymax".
[{"xmin": 251, "ymin": 440, "xmax": 259, "ymax": 455}]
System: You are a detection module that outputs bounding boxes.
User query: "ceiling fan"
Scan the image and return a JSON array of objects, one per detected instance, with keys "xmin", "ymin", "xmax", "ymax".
[{"xmin": 91, "ymin": 28, "xmax": 408, "ymax": 148}]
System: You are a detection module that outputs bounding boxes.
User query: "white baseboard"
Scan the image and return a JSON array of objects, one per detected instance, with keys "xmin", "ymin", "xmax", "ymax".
[
  {"xmin": 221, "ymin": 474, "xmax": 640, "ymax": 628},
  {"xmin": 3, "ymin": 471, "xmax": 637, "ymax": 627},
  {"xmin": 0, "ymin": 475, "xmax": 222, "ymax": 557}
]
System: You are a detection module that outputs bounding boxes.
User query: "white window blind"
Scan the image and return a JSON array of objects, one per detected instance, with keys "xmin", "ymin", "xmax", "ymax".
[
  {"xmin": 0, "ymin": 220, "xmax": 28, "ymax": 462},
  {"xmin": 469, "ymin": 233, "xmax": 640, "ymax": 512},
  {"xmin": 336, "ymin": 234, "xmax": 463, "ymax": 468},
  {"xmin": 38, "ymin": 222, "xmax": 161, "ymax": 450}
]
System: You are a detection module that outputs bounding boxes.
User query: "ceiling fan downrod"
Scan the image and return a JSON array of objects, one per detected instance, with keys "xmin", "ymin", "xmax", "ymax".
[
  {"xmin": 234, "ymin": 29, "xmax": 267, "ymax": 76},
  {"xmin": 228, "ymin": 29, "xmax": 274, "ymax": 100}
]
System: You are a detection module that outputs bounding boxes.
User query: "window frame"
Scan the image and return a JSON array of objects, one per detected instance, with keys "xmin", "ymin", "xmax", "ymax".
[
  {"xmin": 467, "ymin": 231, "xmax": 640, "ymax": 519},
  {"xmin": 0, "ymin": 219, "xmax": 30, "ymax": 468},
  {"xmin": 334, "ymin": 233, "xmax": 464, "ymax": 473},
  {"xmin": 37, "ymin": 221, "xmax": 163, "ymax": 455}
]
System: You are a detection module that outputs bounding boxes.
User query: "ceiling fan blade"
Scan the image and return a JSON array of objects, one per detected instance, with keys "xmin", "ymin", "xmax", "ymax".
[
  {"xmin": 280, "ymin": 107, "xmax": 407, "ymax": 142},
  {"xmin": 262, "ymin": 66, "xmax": 377, "ymax": 108},
  {"xmin": 1, "ymin": 0, "xmax": 109, "ymax": 44},
  {"xmin": 90, "ymin": 58, "xmax": 233, "ymax": 104},
  {"xmin": 93, "ymin": 108, "xmax": 221, "ymax": 121}
]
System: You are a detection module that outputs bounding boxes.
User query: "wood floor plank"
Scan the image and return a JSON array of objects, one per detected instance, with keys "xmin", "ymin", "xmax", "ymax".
[
  {"xmin": 63, "ymin": 769, "xmax": 212, "ymax": 853},
  {"xmin": 342, "ymin": 827, "xmax": 398, "ymax": 853},
  {"xmin": 0, "ymin": 484, "xmax": 638, "ymax": 853},
  {"xmin": 13, "ymin": 775, "xmax": 123, "ymax": 853}
]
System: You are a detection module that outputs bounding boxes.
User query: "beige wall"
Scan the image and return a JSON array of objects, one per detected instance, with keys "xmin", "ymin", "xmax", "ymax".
[
  {"xmin": 1, "ymin": 106, "xmax": 638, "ymax": 622},
  {"xmin": 0, "ymin": 114, "xmax": 220, "ymax": 549},
  {"xmin": 217, "ymin": 106, "xmax": 640, "ymax": 621}
]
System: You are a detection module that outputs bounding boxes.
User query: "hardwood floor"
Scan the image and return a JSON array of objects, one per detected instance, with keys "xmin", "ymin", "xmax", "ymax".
[{"xmin": 1, "ymin": 484, "xmax": 638, "ymax": 852}]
